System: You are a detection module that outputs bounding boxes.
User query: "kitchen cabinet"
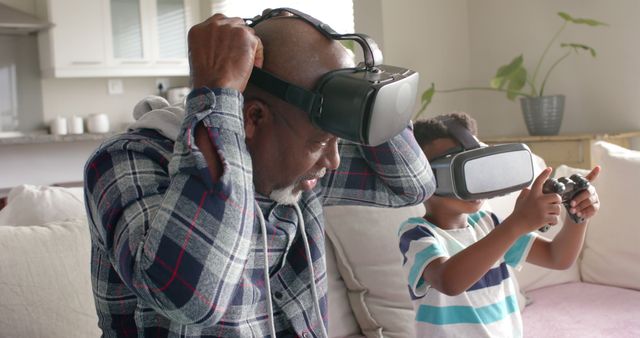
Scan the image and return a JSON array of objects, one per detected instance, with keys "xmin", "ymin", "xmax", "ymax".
[
  {"xmin": 37, "ymin": 0, "xmax": 196, "ymax": 77},
  {"xmin": 36, "ymin": 0, "xmax": 108, "ymax": 76}
]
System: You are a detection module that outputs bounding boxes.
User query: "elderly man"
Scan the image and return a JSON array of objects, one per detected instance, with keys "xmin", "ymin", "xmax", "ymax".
[{"xmin": 85, "ymin": 9, "xmax": 434, "ymax": 337}]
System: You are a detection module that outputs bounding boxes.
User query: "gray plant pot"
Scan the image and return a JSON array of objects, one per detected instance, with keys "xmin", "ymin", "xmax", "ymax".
[{"xmin": 520, "ymin": 95, "xmax": 565, "ymax": 135}]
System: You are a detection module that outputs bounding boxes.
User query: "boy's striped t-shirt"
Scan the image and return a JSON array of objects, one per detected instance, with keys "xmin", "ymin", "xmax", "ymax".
[{"xmin": 398, "ymin": 210, "xmax": 536, "ymax": 338}]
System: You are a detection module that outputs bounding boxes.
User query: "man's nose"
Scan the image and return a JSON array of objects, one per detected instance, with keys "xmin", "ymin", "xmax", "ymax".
[{"xmin": 321, "ymin": 139, "xmax": 340, "ymax": 171}]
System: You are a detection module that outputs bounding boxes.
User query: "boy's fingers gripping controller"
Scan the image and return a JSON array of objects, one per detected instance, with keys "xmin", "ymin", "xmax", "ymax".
[
  {"xmin": 539, "ymin": 174, "xmax": 591, "ymax": 232},
  {"xmin": 539, "ymin": 179, "xmax": 565, "ymax": 232}
]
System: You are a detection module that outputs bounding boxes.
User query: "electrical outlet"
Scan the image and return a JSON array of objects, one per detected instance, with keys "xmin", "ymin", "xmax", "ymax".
[
  {"xmin": 107, "ymin": 79, "xmax": 124, "ymax": 95},
  {"xmin": 155, "ymin": 78, "xmax": 170, "ymax": 94}
]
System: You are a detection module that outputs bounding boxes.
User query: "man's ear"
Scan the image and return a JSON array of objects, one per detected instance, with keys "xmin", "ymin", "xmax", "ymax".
[{"xmin": 243, "ymin": 99, "xmax": 271, "ymax": 141}]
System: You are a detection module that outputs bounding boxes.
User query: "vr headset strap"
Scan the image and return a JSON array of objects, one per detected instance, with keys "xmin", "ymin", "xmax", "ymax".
[
  {"xmin": 248, "ymin": 67, "xmax": 323, "ymax": 116},
  {"xmin": 246, "ymin": 7, "xmax": 383, "ymax": 67},
  {"xmin": 435, "ymin": 116, "xmax": 481, "ymax": 150}
]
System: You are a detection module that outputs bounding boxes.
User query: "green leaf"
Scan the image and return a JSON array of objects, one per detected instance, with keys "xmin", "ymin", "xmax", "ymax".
[
  {"xmin": 490, "ymin": 76, "xmax": 504, "ymax": 89},
  {"xmin": 506, "ymin": 68, "xmax": 527, "ymax": 100},
  {"xmin": 558, "ymin": 12, "xmax": 572, "ymax": 21},
  {"xmin": 421, "ymin": 83, "xmax": 435, "ymax": 105},
  {"xmin": 414, "ymin": 83, "xmax": 436, "ymax": 120},
  {"xmin": 491, "ymin": 55, "xmax": 524, "ymax": 89},
  {"xmin": 561, "ymin": 43, "xmax": 597, "ymax": 57},
  {"xmin": 557, "ymin": 12, "xmax": 607, "ymax": 26},
  {"xmin": 491, "ymin": 55, "xmax": 527, "ymax": 99}
]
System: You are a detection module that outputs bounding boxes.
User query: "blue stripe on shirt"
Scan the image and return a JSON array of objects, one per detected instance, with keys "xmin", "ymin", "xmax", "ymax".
[
  {"xmin": 504, "ymin": 233, "xmax": 533, "ymax": 267},
  {"xmin": 398, "ymin": 219, "xmax": 435, "ymax": 261},
  {"xmin": 415, "ymin": 294, "xmax": 518, "ymax": 325},
  {"xmin": 467, "ymin": 210, "xmax": 486, "ymax": 227},
  {"xmin": 467, "ymin": 262, "xmax": 510, "ymax": 291}
]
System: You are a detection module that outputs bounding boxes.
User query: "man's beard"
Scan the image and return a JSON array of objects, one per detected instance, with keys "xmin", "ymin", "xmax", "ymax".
[
  {"xmin": 269, "ymin": 184, "xmax": 301, "ymax": 205},
  {"xmin": 268, "ymin": 168, "xmax": 326, "ymax": 205}
]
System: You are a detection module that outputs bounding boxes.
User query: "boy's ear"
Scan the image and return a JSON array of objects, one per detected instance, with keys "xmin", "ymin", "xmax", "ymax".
[{"xmin": 243, "ymin": 99, "xmax": 271, "ymax": 140}]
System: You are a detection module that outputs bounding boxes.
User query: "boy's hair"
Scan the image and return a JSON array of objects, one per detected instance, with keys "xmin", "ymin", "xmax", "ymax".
[{"xmin": 413, "ymin": 112, "xmax": 478, "ymax": 148}]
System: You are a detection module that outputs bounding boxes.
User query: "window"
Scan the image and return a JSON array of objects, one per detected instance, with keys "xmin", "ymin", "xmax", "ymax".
[
  {"xmin": 209, "ymin": 0, "xmax": 354, "ymax": 34},
  {"xmin": 110, "ymin": 0, "xmax": 144, "ymax": 59},
  {"xmin": 157, "ymin": 0, "xmax": 188, "ymax": 58}
]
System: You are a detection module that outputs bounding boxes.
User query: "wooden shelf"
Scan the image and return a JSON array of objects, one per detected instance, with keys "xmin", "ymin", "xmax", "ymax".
[{"xmin": 483, "ymin": 132, "xmax": 640, "ymax": 169}]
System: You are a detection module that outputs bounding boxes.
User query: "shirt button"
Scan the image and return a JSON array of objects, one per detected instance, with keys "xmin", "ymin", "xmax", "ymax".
[{"xmin": 274, "ymin": 291, "xmax": 283, "ymax": 300}]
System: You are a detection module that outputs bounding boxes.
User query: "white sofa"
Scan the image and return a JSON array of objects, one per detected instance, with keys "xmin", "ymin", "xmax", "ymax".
[{"xmin": 1, "ymin": 141, "xmax": 639, "ymax": 337}]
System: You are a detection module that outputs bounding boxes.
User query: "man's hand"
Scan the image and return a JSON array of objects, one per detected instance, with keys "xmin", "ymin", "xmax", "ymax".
[
  {"xmin": 188, "ymin": 13, "xmax": 264, "ymax": 91},
  {"xmin": 509, "ymin": 168, "xmax": 563, "ymax": 234}
]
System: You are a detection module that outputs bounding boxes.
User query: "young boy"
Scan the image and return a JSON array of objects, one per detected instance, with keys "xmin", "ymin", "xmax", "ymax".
[{"xmin": 398, "ymin": 113, "xmax": 600, "ymax": 338}]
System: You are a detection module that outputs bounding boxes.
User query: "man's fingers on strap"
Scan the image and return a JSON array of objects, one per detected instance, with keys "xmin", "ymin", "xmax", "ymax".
[
  {"xmin": 207, "ymin": 13, "xmax": 228, "ymax": 22},
  {"xmin": 223, "ymin": 16, "xmax": 247, "ymax": 26},
  {"xmin": 254, "ymin": 38, "xmax": 264, "ymax": 68}
]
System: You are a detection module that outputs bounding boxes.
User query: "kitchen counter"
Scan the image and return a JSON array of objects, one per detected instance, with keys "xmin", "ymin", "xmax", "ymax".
[{"xmin": 0, "ymin": 131, "xmax": 120, "ymax": 146}]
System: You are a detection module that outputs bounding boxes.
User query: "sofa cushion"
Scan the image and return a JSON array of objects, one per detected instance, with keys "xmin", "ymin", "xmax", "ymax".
[
  {"xmin": 0, "ymin": 184, "xmax": 85, "ymax": 226},
  {"xmin": 0, "ymin": 218, "xmax": 99, "ymax": 337},
  {"xmin": 522, "ymin": 282, "xmax": 640, "ymax": 337},
  {"xmin": 324, "ymin": 204, "xmax": 424, "ymax": 338},
  {"xmin": 581, "ymin": 141, "xmax": 640, "ymax": 290},
  {"xmin": 326, "ymin": 237, "xmax": 363, "ymax": 337}
]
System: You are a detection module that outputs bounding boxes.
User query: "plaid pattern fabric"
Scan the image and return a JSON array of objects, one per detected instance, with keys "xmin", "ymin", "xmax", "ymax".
[{"xmin": 84, "ymin": 87, "xmax": 435, "ymax": 337}]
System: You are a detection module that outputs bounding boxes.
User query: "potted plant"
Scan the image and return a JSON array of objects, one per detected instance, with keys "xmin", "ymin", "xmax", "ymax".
[{"xmin": 416, "ymin": 12, "xmax": 607, "ymax": 135}]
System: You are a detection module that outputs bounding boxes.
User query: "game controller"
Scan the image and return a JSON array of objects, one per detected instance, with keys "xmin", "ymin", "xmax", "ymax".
[{"xmin": 539, "ymin": 173, "xmax": 591, "ymax": 232}]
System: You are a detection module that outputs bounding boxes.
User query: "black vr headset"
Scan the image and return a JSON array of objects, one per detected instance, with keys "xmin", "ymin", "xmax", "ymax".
[
  {"xmin": 245, "ymin": 8, "xmax": 419, "ymax": 146},
  {"xmin": 430, "ymin": 117, "xmax": 535, "ymax": 200}
]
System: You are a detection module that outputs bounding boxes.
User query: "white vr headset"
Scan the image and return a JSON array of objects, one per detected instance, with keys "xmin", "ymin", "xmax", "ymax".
[{"xmin": 430, "ymin": 117, "xmax": 535, "ymax": 200}]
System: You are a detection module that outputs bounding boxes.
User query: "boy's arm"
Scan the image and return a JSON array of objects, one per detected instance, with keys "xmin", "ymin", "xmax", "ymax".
[
  {"xmin": 527, "ymin": 166, "xmax": 601, "ymax": 269},
  {"xmin": 423, "ymin": 221, "xmax": 521, "ymax": 296},
  {"xmin": 424, "ymin": 168, "xmax": 560, "ymax": 296}
]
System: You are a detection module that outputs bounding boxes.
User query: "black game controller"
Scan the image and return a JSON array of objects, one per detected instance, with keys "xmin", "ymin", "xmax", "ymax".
[{"xmin": 539, "ymin": 174, "xmax": 591, "ymax": 232}]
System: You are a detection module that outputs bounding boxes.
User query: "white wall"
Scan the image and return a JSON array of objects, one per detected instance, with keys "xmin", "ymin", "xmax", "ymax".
[
  {"xmin": 354, "ymin": 0, "xmax": 472, "ymax": 120},
  {"xmin": 40, "ymin": 76, "xmax": 189, "ymax": 131},
  {"xmin": 0, "ymin": 141, "xmax": 101, "ymax": 189},
  {"xmin": 356, "ymin": 0, "xmax": 640, "ymax": 137},
  {"xmin": 467, "ymin": 0, "xmax": 640, "ymax": 137}
]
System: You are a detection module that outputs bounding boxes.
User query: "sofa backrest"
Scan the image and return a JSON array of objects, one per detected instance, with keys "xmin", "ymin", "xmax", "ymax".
[
  {"xmin": 581, "ymin": 141, "xmax": 640, "ymax": 290},
  {"xmin": 0, "ymin": 218, "xmax": 99, "ymax": 338},
  {"xmin": 0, "ymin": 184, "xmax": 99, "ymax": 337}
]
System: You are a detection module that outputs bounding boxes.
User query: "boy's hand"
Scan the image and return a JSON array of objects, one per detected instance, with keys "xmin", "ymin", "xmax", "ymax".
[
  {"xmin": 567, "ymin": 166, "xmax": 601, "ymax": 222},
  {"xmin": 510, "ymin": 168, "xmax": 563, "ymax": 234}
]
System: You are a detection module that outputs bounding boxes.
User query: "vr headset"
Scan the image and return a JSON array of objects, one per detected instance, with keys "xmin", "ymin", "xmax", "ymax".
[
  {"xmin": 245, "ymin": 8, "xmax": 419, "ymax": 146},
  {"xmin": 430, "ymin": 117, "xmax": 535, "ymax": 200}
]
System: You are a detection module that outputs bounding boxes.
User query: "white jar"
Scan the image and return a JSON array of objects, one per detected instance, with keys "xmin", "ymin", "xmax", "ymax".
[
  {"xmin": 50, "ymin": 116, "xmax": 68, "ymax": 135},
  {"xmin": 87, "ymin": 114, "xmax": 110, "ymax": 134},
  {"xmin": 68, "ymin": 115, "xmax": 84, "ymax": 134}
]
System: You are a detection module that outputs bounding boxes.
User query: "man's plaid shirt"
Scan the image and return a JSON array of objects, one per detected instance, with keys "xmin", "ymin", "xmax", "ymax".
[{"xmin": 84, "ymin": 88, "xmax": 435, "ymax": 337}]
